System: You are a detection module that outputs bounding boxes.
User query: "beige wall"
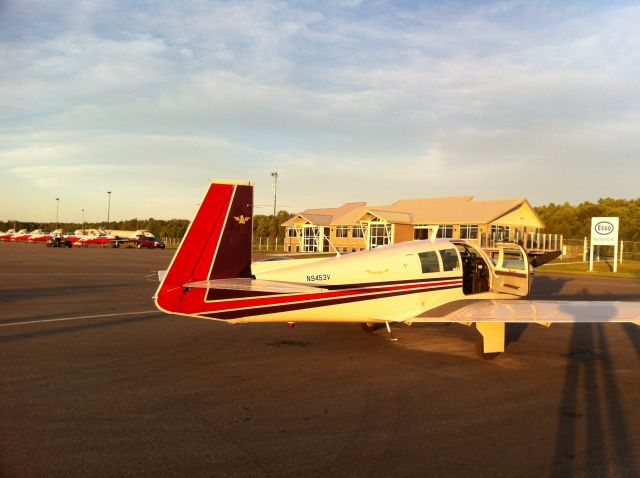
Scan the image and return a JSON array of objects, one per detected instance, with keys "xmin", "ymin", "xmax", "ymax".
[{"xmin": 393, "ymin": 224, "xmax": 414, "ymax": 243}]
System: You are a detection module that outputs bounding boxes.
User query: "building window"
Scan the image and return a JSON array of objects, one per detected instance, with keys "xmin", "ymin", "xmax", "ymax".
[
  {"xmin": 369, "ymin": 223, "xmax": 391, "ymax": 248},
  {"xmin": 491, "ymin": 225, "xmax": 511, "ymax": 242},
  {"xmin": 440, "ymin": 249, "xmax": 460, "ymax": 272},
  {"xmin": 287, "ymin": 227, "xmax": 298, "ymax": 238},
  {"xmin": 336, "ymin": 226, "xmax": 349, "ymax": 238},
  {"xmin": 418, "ymin": 251, "xmax": 440, "ymax": 273},
  {"xmin": 460, "ymin": 225, "xmax": 478, "ymax": 240},
  {"xmin": 352, "ymin": 226, "xmax": 364, "ymax": 238},
  {"xmin": 414, "ymin": 227, "xmax": 429, "ymax": 240},
  {"xmin": 437, "ymin": 225, "xmax": 454, "ymax": 239},
  {"xmin": 302, "ymin": 226, "xmax": 320, "ymax": 252}
]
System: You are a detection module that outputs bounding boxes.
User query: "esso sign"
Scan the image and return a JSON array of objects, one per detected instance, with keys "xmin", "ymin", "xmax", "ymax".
[
  {"xmin": 594, "ymin": 221, "xmax": 614, "ymax": 235},
  {"xmin": 591, "ymin": 217, "xmax": 619, "ymax": 245}
]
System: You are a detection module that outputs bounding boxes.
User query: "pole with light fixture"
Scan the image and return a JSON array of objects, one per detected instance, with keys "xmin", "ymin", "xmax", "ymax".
[
  {"xmin": 270, "ymin": 171, "xmax": 278, "ymax": 248},
  {"xmin": 107, "ymin": 191, "xmax": 112, "ymax": 229}
]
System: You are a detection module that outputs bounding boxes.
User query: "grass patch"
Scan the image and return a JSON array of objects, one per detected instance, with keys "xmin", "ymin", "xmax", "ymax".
[{"xmin": 539, "ymin": 259, "xmax": 640, "ymax": 279}]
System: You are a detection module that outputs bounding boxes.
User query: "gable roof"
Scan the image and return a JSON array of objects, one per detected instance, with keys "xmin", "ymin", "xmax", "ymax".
[{"xmin": 284, "ymin": 196, "xmax": 543, "ymax": 227}]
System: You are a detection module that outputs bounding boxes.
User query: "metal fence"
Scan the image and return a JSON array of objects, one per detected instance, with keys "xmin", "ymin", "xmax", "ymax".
[{"xmin": 562, "ymin": 238, "xmax": 640, "ymax": 262}]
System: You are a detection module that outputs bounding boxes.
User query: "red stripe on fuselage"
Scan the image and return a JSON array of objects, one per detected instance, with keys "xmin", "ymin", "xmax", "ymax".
[
  {"xmin": 206, "ymin": 283, "xmax": 462, "ymax": 320},
  {"xmin": 175, "ymin": 278, "xmax": 463, "ymax": 316}
]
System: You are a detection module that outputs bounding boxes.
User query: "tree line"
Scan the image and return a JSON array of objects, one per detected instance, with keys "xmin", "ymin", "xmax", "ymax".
[
  {"xmin": 0, "ymin": 212, "xmax": 294, "ymax": 241},
  {"xmin": 3, "ymin": 198, "xmax": 638, "ymax": 242},
  {"xmin": 534, "ymin": 198, "xmax": 640, "ymax": 242}
]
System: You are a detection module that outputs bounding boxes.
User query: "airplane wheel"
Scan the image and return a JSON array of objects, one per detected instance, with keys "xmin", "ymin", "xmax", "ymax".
[
  {"xmin": 360, "ymin": 322, "xmax": 382, "ymax": 332},
  {"xmin": 137, "ymin": 243, "xmax": 142, "ymax": 249}
]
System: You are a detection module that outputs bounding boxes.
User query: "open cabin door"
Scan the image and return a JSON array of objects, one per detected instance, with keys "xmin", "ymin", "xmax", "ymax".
[{"xmin": 491, "ymin": 243, "xmax": 530, "ymax": 296}]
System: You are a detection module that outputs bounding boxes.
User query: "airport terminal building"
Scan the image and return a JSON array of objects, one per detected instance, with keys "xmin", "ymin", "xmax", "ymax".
[{"xmin": 282, "ymin": 196, "xmax": 545, "ymax": 253}]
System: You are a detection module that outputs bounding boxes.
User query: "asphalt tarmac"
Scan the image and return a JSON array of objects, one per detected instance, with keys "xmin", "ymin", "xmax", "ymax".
[{"xmin": 1, "ymin": 244, "xmax": 639, "ymax": 477}]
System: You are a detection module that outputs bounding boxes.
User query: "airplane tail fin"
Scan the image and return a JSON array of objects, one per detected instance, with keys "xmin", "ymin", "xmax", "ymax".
[{"xmin": 155, "ymin": 179, "xmax": 254, "ymax": 315}]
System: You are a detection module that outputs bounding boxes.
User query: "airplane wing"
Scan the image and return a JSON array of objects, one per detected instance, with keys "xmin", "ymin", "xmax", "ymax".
[
  {"xmin": 414, "ymin": 300, "xmax": 640, "ymax": 356},
  {"xmin": 415, "ymin": 300, "xmax": 640, "ymax": 324}
]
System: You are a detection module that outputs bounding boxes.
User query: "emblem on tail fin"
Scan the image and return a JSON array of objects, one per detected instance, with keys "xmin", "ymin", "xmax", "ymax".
[{"xmin": 234, "ymin": 215, "xmax": 250, "ymax": 225}]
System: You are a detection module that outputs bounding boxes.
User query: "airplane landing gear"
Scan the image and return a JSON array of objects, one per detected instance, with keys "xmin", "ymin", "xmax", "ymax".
[
  {"xmin": 475, "ymin": 322, "xmax": 505, "ymax": 360},
  {"xmin": 360, "ymin": 322, "xmax": 382, "ymax": 332},
  {"xmin": 475, "ymin": 340, "xmax": 501, "ymax": 360}
]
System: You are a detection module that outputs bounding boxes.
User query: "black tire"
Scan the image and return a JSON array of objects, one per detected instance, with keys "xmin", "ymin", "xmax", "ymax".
[{"xmin": 360, "ymin": 322, "xmax": 382, "ymax": 332}]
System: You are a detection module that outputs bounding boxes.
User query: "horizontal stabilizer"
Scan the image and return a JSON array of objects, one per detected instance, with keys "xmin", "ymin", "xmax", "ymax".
[
  {"xmin": 529, "ymin": 250, "xmax": 562, "ymax": 267},
  {"xmin": 184, "ymin": 278, "xmax": 327, "ymax": 294},
  {"xmin": 416, "ymin": 300, "xmax": 640, "ymax": 324}
]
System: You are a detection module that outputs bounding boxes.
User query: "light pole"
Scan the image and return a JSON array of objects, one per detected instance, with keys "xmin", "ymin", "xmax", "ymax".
[
  {"xmin": 81, "ymin": 208, "xmax": 85, "ymax": 234},
  {"xmin": 107, "ymin": 191, "xmax": 111, "ymax": 229},
  {"xmin": 270, "ymin": 171, "xmax": 278, "ymax": 246},
  {"xmin": 55, "ymin": 197, "xmax": 60, "ymax": 229}
]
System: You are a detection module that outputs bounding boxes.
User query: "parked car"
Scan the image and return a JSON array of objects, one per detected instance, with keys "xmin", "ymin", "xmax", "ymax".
[
  {"xmin": 135, "ymin": 235, "xmax": 165, "ymax": 249},
  {"xmin": 46, "ymin": 236, "xmax": 73, "ymax": 248}
]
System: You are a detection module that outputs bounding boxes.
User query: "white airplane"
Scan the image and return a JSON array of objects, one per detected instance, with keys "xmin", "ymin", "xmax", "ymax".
[{"xmin": 154, "ymin": 180, "xmax": 640, "ymax": 358}]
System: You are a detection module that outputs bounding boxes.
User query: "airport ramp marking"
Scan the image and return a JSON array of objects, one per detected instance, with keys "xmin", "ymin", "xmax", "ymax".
[{"xmin": 0, "ymin": 310, "xmax": 158, "ymax": 328}]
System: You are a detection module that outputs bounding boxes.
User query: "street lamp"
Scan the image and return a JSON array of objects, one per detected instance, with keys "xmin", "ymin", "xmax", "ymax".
[
  {"xmin": 81, "ymin": 208, "xmax": 85, "ymax": 234},
  {"xmin": 270, "ymin": 171, "xmax": 278, "ymax": 245},
  {"xmin": 55, "ymin": 197, "xmax": 60, "ymax": 229},
  {"xmin": 107, "ymin": 191, "xmax": 111, "ymax": 229}
]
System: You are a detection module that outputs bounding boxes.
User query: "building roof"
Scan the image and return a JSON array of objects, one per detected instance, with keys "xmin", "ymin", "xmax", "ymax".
[
  {"xmin": 283, "ymin": 196, "xmax": 543, "ymax": 227},
  {"xmin": 382, "ymin": 197, "xmax": 528, "ymax": 224},
  {"xmin": 282, "ymin": 202, "xmax": 367, "ymax": 227}
]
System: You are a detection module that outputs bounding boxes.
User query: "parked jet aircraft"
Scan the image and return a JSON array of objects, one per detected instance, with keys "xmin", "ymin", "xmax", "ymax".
[
  {"xmin": 154, "ymin": 180, "xmax": 640, "ymax": 358},
  {"xmin": 75, "ymin": 228, "xmax": 131, "ymax": 247},
  {"xmin": 0, "ymin": 229, "xmax": 16, "ymax": 241},
  {"xmin": 10, "ymin": 229, "xmax": 32, "ymax": 242}
]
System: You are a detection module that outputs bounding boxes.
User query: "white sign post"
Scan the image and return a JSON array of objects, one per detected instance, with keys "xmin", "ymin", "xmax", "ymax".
[{"xmin": 589, "ymin": 217, "xmax": 619, "ymax": 272}]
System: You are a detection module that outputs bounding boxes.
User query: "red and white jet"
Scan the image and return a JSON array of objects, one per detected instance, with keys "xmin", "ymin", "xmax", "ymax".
[
  {"xmin": 10, "ymin": 229, "xmax": 33, "ymax": 242},
  {"xmin": 27, "ymin": 229, "xmax": 62, "ymax": 243},
  {"xmin": 155, "ymin": 180, "xmax": 640, "ymax": 358},
  {"xmin": 75, "ymin": 228, "xmax": 131, "ymax": 247},
  {"xmin": 0, "ymin": 229, "xmax": 16, "ymax": 241}
]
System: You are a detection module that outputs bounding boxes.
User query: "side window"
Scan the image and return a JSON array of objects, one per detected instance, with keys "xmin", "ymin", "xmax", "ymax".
[
  {"xmin": 500, "ymin": 249, "xmax": 526, "ymax": 270},
  {"xmin": 418, "ymin": 251, "xmax": 440, "ymax": 274},
  {"xmin": 440, "ymin": 249, "xmax": 460, "ymax": 272}
]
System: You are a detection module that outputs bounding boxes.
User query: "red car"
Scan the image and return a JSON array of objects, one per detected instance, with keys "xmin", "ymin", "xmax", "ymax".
[{"xmin": 135, "ymin": 236, "xmax": 165, "ymax": 249}]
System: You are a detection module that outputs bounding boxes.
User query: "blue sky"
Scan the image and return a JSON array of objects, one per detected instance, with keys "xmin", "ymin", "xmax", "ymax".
[{"xmin": 1, "ymin": 0, "xmax": 639, "ymax": 222}]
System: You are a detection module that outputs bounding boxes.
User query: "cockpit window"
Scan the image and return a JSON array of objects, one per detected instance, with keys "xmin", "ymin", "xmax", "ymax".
[
  {"xmin": 418, "ymin": 251, "xmax": 440, "ymax": 273},
  {"xmin": 440, "ymin": 248, "xmax": 460, "ymax": 272}
]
